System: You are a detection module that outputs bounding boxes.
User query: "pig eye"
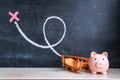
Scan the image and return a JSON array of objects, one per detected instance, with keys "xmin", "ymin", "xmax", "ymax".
[
  {"xmin": 94, "ymin": 58, "xmax": 96, "ymax": 60},
  {"xmin": 102, "ymin": 58, "xmax": 104, "ymax": 60}
]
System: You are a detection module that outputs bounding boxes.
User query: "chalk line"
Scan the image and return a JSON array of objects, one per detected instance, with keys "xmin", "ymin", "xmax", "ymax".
[{"xmin": 14, "ymin": 16, "xmax": 66, "ymax": 57}]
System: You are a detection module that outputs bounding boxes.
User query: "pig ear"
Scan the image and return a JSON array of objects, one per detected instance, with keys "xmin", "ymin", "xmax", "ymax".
[
  {"xmin": 91, "ymin": 51, "xmax": 97, "ymax": 57},
  {"xmin": 102, "ymin": 52, "xmax": 108, "ymax": 57}
]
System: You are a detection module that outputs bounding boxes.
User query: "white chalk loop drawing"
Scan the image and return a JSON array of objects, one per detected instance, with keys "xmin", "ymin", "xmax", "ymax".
[{"xmin": 9, "ymin": 11, "xmax": 66, "ymax": 57}]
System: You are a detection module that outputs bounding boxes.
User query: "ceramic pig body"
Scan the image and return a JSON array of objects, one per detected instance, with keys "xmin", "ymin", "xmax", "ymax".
[{"xmin": 89, "ymin": 51, "xmax": 109, "ymax": 75}]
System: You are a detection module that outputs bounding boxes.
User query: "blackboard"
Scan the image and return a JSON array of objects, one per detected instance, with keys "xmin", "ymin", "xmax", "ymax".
[{"xmin": 0, "ymin": 0, "xmax": 120, "ymax": 67}]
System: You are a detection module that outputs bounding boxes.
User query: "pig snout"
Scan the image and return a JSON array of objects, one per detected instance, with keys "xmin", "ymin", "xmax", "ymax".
[{"xmin": 95, "ymin": 62, "xmax": 104, "ymax": 68}]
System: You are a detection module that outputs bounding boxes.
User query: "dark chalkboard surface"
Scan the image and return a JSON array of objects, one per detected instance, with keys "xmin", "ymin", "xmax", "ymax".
[{"xmin": 0, "ymin": 0, "xmax": 120, "ymax": 67}]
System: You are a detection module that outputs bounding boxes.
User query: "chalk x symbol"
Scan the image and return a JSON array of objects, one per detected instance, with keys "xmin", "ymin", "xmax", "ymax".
[
  {"xmin": 9, "ymin": 11, "xmax": 20, "ymax": 23},
  {"xmin": 14, "ymin": 16, "xmax": 66, "ymax": 57}
]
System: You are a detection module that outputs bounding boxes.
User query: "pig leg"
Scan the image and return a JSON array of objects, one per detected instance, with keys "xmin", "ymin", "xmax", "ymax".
[
  {"xmin": 102, "ymin": 72, "xmax": 107, "ymax": 75},
  {"xmin": 91, "ymin": 71, "xmax": 97, "ymax": 74}
]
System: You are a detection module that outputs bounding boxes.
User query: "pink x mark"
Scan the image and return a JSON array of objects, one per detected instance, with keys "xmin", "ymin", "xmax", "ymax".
[{"xmin": 8, "ymin": 11, "xmax": 20, "ymax": 23}]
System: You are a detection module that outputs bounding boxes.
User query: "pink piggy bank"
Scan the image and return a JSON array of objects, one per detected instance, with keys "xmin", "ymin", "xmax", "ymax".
[{"xmin": 89, "ymin": 51, "xmax": 109, "ymax": 75}]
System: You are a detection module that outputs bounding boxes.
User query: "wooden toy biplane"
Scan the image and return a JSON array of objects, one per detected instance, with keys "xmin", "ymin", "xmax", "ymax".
[{"xmin": 61, "ymin": 55, "xmax": 89, "ymax": 72}]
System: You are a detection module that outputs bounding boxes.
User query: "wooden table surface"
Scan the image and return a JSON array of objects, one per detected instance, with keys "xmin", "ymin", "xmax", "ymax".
[{"xmin": 0, "ymin": 68, "xmax": 119, "ymax": 80}]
